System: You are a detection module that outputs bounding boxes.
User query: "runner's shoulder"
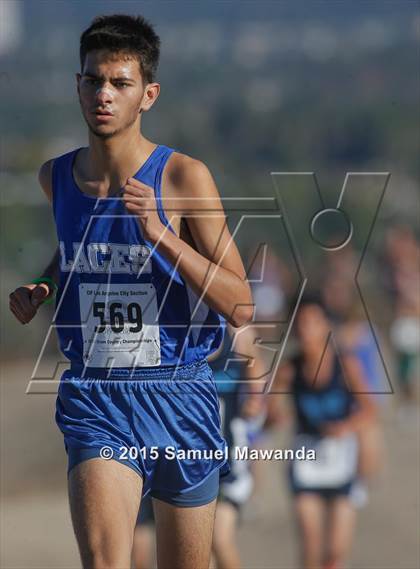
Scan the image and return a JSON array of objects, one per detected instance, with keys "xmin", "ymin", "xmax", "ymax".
[
  {"xmin": 38, "ymin": 158, "xmax": 55, "ymax": 203},
  {"xmin": 165, "ymin": 151, "xmax": 214, "ymax": 194}
]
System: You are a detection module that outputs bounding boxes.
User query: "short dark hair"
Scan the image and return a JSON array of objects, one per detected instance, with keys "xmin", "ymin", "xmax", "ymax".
[
  {"xmin": 297, "ymin": 291, "xmax": 327, "ymax": 314},
  {"xmin": 80, "ymin": 14, "xmax": 160, "ymax": 83}
]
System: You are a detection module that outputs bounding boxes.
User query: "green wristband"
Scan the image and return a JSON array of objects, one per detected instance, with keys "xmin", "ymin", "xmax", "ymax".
[{"xmin": 31, "ymin": 277, "xmax": 58, "ymax": 305}]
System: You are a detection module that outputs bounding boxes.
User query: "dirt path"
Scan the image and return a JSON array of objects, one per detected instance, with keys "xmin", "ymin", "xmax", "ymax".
[{"xmin": 1, "ymin": 361, "xmax": 418, "ymax": 568}]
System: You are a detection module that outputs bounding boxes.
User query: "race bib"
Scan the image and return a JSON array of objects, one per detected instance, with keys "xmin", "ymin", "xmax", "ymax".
[
  {"xmin": 79, "ymin": 283, "xmax": 161, "ymax": 368},
  {"xmin": 293, "ymin": 434, "xmax": 358, "ymax": 488}
]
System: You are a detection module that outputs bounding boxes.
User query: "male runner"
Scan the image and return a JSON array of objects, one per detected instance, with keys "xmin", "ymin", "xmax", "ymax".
[
  {"xmin": 9, "ymin": 14, "xmax": 253, "ymax": 569},
  {"xmin": 211, "ymin": 323, "xmax": 265, "ymax": 569}
]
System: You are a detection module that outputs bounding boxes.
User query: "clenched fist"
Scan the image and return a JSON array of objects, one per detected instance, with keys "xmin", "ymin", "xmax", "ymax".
[
  {"xmin": 122, "ymin": 177, "xmax": 165, "ymax": 243},
  {"xmin": 9, "ymin": 283, "xmax": 51, "ymax": 324}
]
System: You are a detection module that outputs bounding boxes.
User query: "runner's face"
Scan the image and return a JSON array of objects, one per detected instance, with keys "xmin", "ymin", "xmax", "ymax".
[
  {"xmin": 296, "ymin": 305, "xmax": 329, "ymax": 348},
  {"xmin": 77, "ymin": 50, "xmax": 145, "ymax": 139}
]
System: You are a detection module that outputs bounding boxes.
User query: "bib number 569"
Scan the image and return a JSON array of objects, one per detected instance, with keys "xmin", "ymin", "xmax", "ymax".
[{"xmin": 93, "ymin": 302, "xmax": 142, "ymax": 333}]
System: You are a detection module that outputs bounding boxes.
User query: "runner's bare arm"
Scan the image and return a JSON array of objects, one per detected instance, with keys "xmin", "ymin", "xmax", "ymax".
[
  {"xmin": 264, "ymin": 361, "xmax": 294, "ymax": 428},
  {"xmin": 38, "ymin": 159, "xmax": 54, "ymax": 203},
  {"xmin": 9, "ymin": 160, "xmax": 60, "ymax": 324},
  {"xmin": 37, "ymin": 159, "xmax": 60, "ymax": 283},
  {"xmin": 323, "ymin": 354, "xmax": 377, "ymax": 437},
  {"xmin": 139, "ymin": 157, "xmax": 253, "ymax": 328},
  {"xmin": 231, "ymin": 324, "xmax": 268, "ymax": 417}
]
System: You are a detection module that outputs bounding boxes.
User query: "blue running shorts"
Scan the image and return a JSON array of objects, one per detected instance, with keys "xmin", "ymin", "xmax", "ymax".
[{"xmin": 55, "ymin": 358, "xmax": 230, "ymax": 507}]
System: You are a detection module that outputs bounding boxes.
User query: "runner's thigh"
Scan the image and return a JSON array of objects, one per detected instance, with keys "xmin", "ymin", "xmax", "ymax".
[
  {"xmin": 68, "ymin": 457, "xmax": 142, "ymax": 568},
  {"xmin": 154, "ymin": 498, "xmax": 217, "ymax": 569}
]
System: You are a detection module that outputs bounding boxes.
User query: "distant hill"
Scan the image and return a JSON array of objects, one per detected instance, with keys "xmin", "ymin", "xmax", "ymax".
[{"xmin": 21, "ymin": 0, "xmax": 419, "ymax": 30}]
